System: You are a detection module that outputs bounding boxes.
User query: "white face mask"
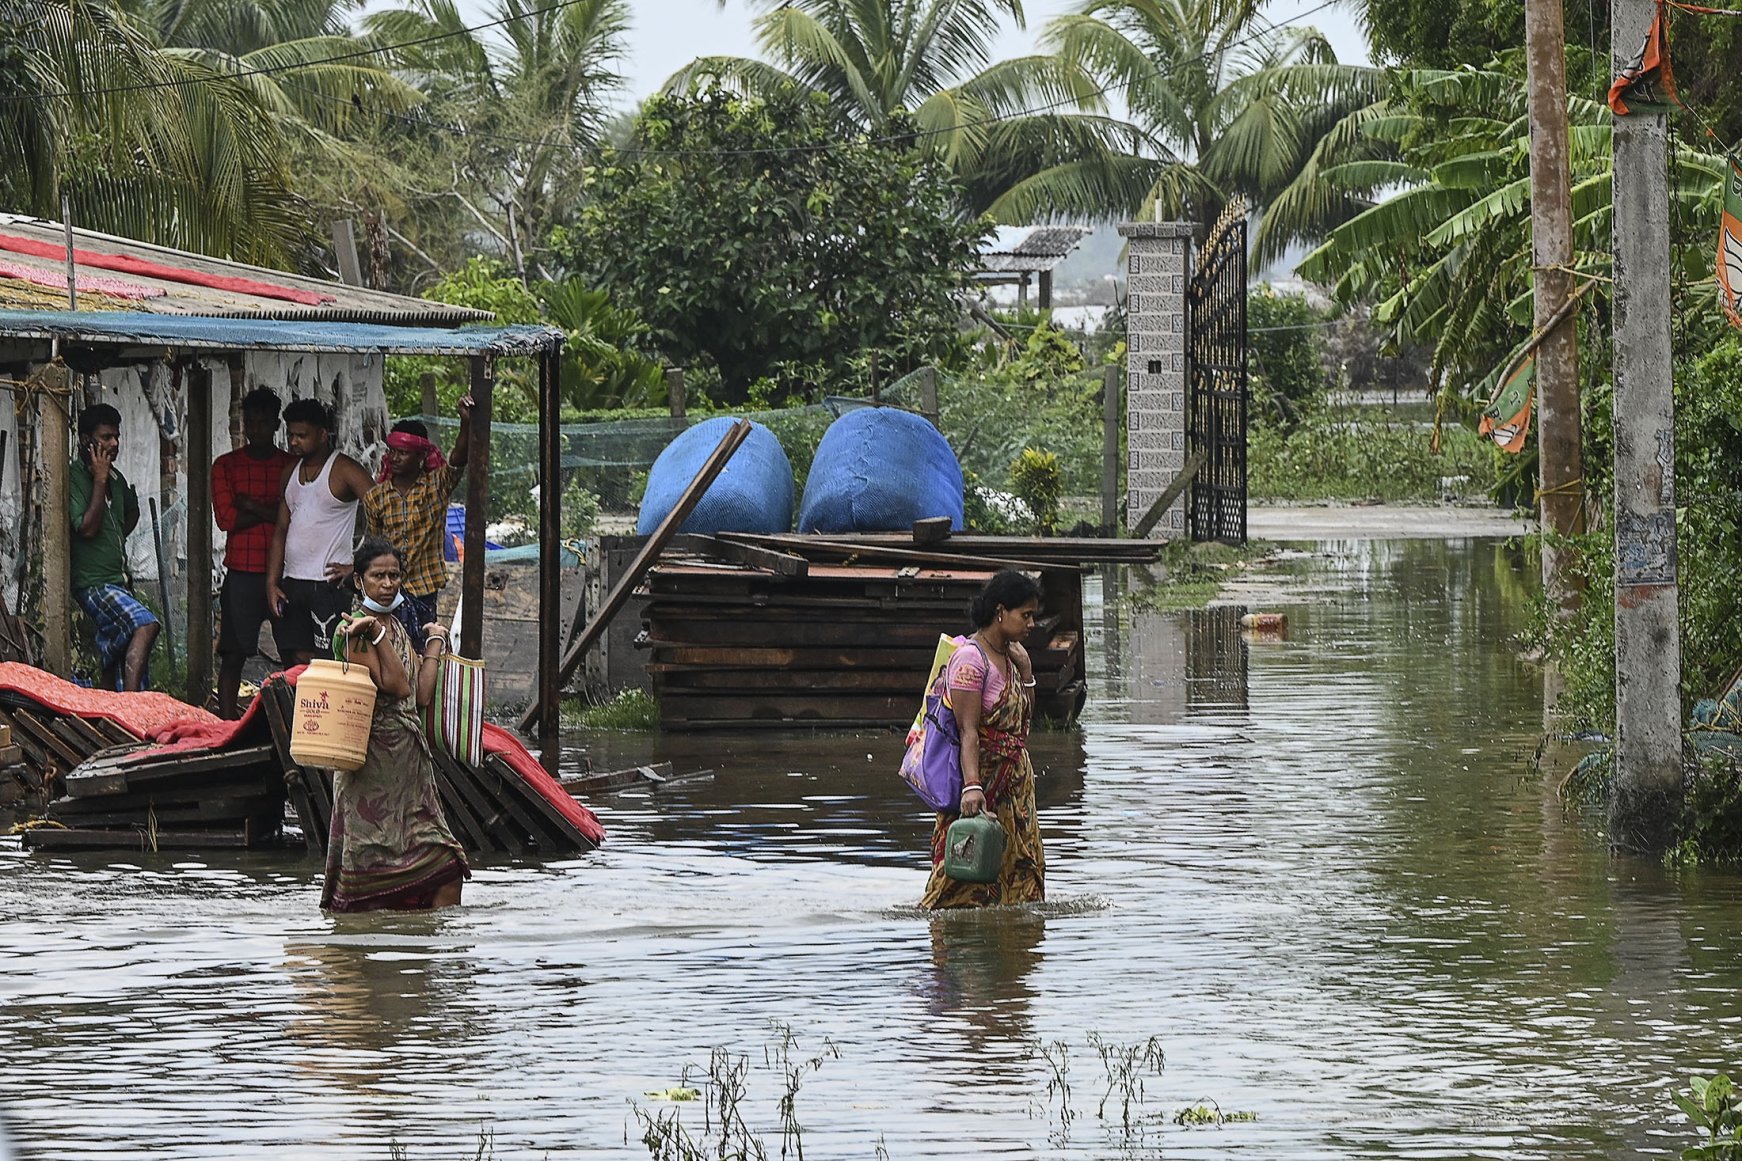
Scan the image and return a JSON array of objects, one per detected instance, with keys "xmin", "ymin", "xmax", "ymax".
[{"xmin": 361, "ymin": 592, "xmax": 405, "ymax": 614}]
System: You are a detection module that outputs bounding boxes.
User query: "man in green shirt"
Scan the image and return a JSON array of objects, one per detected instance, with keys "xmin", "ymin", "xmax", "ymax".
[{"xmin": 70, "ymin": 404, "xmax": 159, "ymax": 691}]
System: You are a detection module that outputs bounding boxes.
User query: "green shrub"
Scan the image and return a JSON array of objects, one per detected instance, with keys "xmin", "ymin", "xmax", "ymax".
[
  {"xmin": 1009, "ymin": 447, "xmax": 1063, "ymax": 534},
  {"xmin": 1248, "ymin": 400, "xmax": 1497, "ymax": 502}
]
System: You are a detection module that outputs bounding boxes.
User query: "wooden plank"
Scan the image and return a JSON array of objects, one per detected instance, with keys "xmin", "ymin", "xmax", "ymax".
[
  {"xmin": 21, "ymin": 826, "xmax": 256, "ymax": 852},
  {"xmin": 54, "ymin": 771, "xmax": 286, "ymax": 811},
  {"xmin": 50, "ymin": 714, "xmax": 115, "ymax": 755},
  {"xmin": 519, "ymin": 417, "xmax": 754, "ymax": 733},
  {"xmin": 471, "ymin": 755, "xmax": 569, "ymax": 851},
  {"xmin": 10, "ymin": 709, "xmax": 83, "ymax": 770},
  {"xmin": 655, "ymin": 669, "xmax": 924, "ymax": 693},
  {"xmin": 461, "ymin": 354, "xmax": 495, "ymax": 659},
  {"xmin": 427, "ymin": 749, "xmax": 514, "ymax": 853},
  {"xmin": 47, "ymin": 793, "xmax": 285, "ymax": 827},
  {"xmin": 719, "ymin": 532, "xmax": 1072, "ymax": 575},
  {"xmin": 0, "ymin": 743, "xmax": 22, "ymax": 765},
  {"xmin": 644, "ymin": 618, "xmax": 955, "ymax": 647},
  {"xmin": 912, "ymin": 516, "xmax": 953, "ymax": 545},
  {"xmin": 560, "ymin": 762, "xmax": 673, "ymax": 796},
  {"xmin": 652, "ymin": 645, "xmax": 935, "ymax": 669},
  {"xmin": 484, "ymin": 754, "xmax": 598, "ymax": 851},
  {"xmin": 667, "ymin": 535, "xmax": 809, "ymax": 577},
  {"xmin": 657, "ymin": 692, "xmax": 914, "ymax": 723},
  {"xmin": 846, "ymin": 533, "xmax": 1165, "ymax": 561},
  {"xmin": 1132, "ymin": 448, "xmax": 1209, "ymax": 538},
  {"xmin": 186, "ymin": 363, "xmax": 213, "ymax": 706}
]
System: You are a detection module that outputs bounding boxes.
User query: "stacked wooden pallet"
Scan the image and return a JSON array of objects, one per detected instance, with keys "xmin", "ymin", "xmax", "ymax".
[
  {"xmin": 255, "ymin": 677, "xmax": 597, "ymax": 856},
  {"xmin": 0, "ymin": 699, "xmax": 141, "ymax": 796},
  {"xmin": 641, "ymin": 533, "xmax": 1085, "ymax": 729},
  {"xmin": 24, "ymin": 743, "xmax": 288, "ymax": 851}
]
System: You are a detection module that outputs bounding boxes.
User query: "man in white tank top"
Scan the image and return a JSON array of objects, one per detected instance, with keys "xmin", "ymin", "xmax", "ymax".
[{"xmin": 264, "ymin": 397, "xmax": 376, "ymax": 666}]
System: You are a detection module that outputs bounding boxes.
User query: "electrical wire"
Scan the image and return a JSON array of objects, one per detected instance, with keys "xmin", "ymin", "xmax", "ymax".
[{"xmin": 7, "ymin": 0, "xmax": 1346, "ymax": 161}]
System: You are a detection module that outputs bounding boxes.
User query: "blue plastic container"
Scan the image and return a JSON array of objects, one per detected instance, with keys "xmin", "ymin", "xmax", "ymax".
[
  {"xmin": 636, "ymin": 416, "xmax": 794, "ymax": 536},
  {"xmin": 443, "ymin": 503, "xmax": 504, "ymax": 562},
  {"xmin": 797, "ymin": 408, "xmax": 964, "ymax": 534}
]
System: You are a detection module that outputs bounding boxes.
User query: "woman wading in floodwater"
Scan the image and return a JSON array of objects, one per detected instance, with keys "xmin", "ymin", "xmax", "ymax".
[
  {"xmin": 921, "ymin": 569, "xmax": 1045, "ymax": 909},
  {"xmin": 320, "ymin": 537, "xmax": 469, "ymax": 912}
]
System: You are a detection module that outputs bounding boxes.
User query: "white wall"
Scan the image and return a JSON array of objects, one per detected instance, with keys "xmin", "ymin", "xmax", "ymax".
[{"xmin": 4, "ymin": 350, "xmax": 386, "ymax": 605}]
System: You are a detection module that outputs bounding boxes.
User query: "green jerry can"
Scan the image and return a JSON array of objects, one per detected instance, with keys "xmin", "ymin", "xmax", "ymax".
[{"xmin": 942, "ymin": 813, "xmax": 1006, "ymax": 883}]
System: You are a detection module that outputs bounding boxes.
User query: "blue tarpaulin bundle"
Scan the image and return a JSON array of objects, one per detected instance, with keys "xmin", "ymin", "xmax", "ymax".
[
  {"xmin": 798, "ymin": 408, "xmax": 963, "ymax": 534},
  {"xmin": 636, "ymin": 415, "xmax": 795, "ymax": 535}
]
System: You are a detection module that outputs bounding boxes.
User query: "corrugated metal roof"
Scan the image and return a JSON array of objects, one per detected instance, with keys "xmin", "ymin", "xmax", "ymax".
[
  {"xmin": 0, "ymin": 310, "xmax": 560, "ymax": 356},
  {"xmin": 0, "ymin": 214, "xmax": 492, "ymax": 324},
  {"xmin": 976, "ymin": 225, "xmax": 1093, "ymax": 274}
]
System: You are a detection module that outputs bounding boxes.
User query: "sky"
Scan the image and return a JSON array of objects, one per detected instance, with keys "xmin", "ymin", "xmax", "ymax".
[
  {"xmin": 615, "ymin": 0, "xmax": 1373, "ymax": 100},
  {"xmin": 369, "ymin": 0, "xmax": 1375, "ymax": 105}
]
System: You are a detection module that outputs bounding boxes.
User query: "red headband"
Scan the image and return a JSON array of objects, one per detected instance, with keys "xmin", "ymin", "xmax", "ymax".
[{"xmin": 380, "ymin": 431, "xmax": 446, "ymax": 481}]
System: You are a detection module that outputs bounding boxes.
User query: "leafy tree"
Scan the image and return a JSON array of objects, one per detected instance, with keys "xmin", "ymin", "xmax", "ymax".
[
  {"xmin": 1041, "ymin": 0, "xmax": 1387, "ymax": 261},
  {"xmin": 662, "ymin": 0, "xmax": 1160, "ymax": 222},
  {"xmin": 1297, "ymin": 66, "xmax": 1726, "ymax": 399},
  {"xmin": 362, "ymin": 0, "xmax": 629, "ymax": 280},
  {"xmin": 0, "ymin": 0, "xmax": 339, "ymax": 264},
  {"xmin": 554, "ymin": 86, "xmax": 989, "ymax": 403},
  {"xmin": 1246, "ymin": 288, "xmax": 1324, "ymax": 427}
]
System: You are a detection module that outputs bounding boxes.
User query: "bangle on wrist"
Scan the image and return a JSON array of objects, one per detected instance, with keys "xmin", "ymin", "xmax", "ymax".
[{"xmin": 370, "ymin": 625, "xmax": 386, "ymax": 645}]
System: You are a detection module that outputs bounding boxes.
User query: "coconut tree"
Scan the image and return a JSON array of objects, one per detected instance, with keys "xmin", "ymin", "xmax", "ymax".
[
  {"xmin": 364, "ymin": 0, "xmax": 631, "ymax": 276},
  {"xmin": 0, "ymin": 0, "xmax": 323, "ymax": 265},
  {"xmin": 1037, "ymin": 0, "xmax": 1388, "ymax": 260},
  {"xmin": 662, "ymin": 0, "xmax": 1170, "ymax": 221},
  {"xmin": 1298, "ymin": 66, "xmax": 1725, "ymax": 395}
]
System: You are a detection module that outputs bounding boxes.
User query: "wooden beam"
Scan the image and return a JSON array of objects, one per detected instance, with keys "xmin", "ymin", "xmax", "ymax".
[
  {"xmin": 185, "ymin": 363, "xmax": 213, "ymax": 707},
  {"xmin": 517, "ymin": 418, "xmax": 753, "ymax": 733},
  {"xmin": 460, "ymin": 355, "xmax": 494, "ymax": 659},
  {"xmin": 1131, "ymin": 448, "xmax": 1207, "ymax": 539},
  {"xmin": 38, "ymin": 362, "xmax": 71, "ymax": 676},
  {"xmin": 537, "ymin": 343, "xmax": 562, "ymax": 765},
  {"xmin": 717, "ymin": 531, "xmax": 1069, "ymax": 575},
  {"xmin": 666, "ymin": 534, "xmax": 809, "ymax": 576}
]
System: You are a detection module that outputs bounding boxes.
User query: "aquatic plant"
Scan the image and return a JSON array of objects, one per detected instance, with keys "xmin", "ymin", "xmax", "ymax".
[
  {"xmin": 1676, "ymin": 1073, "xmax": 1742, "ymax": 1159},
  {"xmin": 1087, "ymin": 1032, "xmax": 1165, "ymax": 1132},
  {"xmin": 1174, "ymin": 1102, "xmax": 1258, "ymax": 1127},
  {"xmin": 570, "ymin": 688, "xmax": 659, "ymax": 732}
]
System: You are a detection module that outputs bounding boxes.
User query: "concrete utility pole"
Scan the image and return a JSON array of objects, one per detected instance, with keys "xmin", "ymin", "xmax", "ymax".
[
  {"xmin": 1524, "ymin": 0, "xmax": 1584, "ymax": 615},
  {"xmin": 1609, "ymin": 0, "xmax": 1683, "ymax": 852}
]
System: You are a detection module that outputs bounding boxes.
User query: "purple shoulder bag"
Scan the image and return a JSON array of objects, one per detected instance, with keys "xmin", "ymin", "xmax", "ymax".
[{"xmin": 898, "ymin": 642, "xmax": 984, "ymax": 810}]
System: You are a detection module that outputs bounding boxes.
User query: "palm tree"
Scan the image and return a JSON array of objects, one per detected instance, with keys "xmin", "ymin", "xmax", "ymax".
[
  {"xmin": 0, "ymin": 0, "xmax": 321, "ymax": 265},
  {"xmin": 364, "ymin": 0, "xmax": 631, "ymax": 277},
  {"xmin": 662, "ymin": 0, "xmax": 1166, "ymax": 221},
  {"xmin": 1297, "ymin": 66, "xmax": 1725, "ymax": 394},
  {"xmin": 1040, "ymin": 0, "xmax": 1387, "ymax": 260}
]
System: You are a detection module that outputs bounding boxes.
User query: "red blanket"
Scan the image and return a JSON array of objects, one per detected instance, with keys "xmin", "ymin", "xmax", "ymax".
[{"xmin": 0, "ymin": 662, "xmax": 604, "ymax": 845}]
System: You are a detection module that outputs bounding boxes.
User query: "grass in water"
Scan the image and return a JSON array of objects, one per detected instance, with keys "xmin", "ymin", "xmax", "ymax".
[
  {"xmin": 1128, "ymin": 540, "xmax": 1279, "ymax": 613},
  {"xmin": 567, "ymin": 688, "xmax": 659, "ymax": 731}
]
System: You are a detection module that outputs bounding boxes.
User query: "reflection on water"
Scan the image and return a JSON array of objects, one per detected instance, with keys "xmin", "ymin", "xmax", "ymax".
[{"xmin": 4, "ymin": 538, "xmax": 1741, "ymax": 1158}]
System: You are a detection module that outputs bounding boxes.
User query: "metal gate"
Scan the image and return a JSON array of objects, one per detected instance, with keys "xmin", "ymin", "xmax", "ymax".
[{"xmin": 1185, "ymin": 207, "xmax": 1249, "ymax": 544}]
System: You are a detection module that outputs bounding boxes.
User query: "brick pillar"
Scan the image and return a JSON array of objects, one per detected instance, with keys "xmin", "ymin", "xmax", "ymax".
[{"xmin": 1117, "ymin": 221, "xmax": 1192, "ymax": 537}]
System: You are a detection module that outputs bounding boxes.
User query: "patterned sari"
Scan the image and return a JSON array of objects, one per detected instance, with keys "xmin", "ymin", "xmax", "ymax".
[
  {"xmin": 919, "ymin": 647, "xmax": 1044, "ymax": 909},
  {"xmin": 320, "ymin": 617, "xmax": 470, "ymax": 912}
]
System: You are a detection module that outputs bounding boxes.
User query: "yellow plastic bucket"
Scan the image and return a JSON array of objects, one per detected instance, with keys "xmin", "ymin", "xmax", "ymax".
[{"xmin": 289, "ymin": 658, "xmax": 377, "ymax": 771}]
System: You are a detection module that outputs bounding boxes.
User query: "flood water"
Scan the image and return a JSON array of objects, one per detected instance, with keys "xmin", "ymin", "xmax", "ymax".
[{"xmin": 4, "ymin": 537, "xmax": 1741, "ymax": 1159}]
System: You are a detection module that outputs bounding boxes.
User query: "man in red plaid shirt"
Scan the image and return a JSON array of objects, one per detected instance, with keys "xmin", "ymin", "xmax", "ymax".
[{"xmin": 212, "ymin": 388, "xmax": 296, "ymax": 718}]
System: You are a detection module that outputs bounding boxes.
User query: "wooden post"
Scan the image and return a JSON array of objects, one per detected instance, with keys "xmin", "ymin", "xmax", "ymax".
[
  {"xmin": 536, "ymin": 343, "xmax": 563, "ymax": 764},
  {"xmin": 1039, "ymin": 270, "xmax": 1053, "ymax": 310},
  {"xmin": 185, "ymin": 364, "xmax": 213, "ymax": 706},
  {"xmin": 870, "ymin": 352, "xmax": 880, "ymax": 405},
  {"xmin": 460, "ymin": 356, "xmax": 494, "ymax": 660},
  {"xmin": 1101, "ymin": 364, "xmax": 1120, "ymax": 534},
  {"xmin": 1610, "ymin": 0, "xmax": 1682, "ymax": 852},
  {"xmin": 667, "ymin": 367, "xmax": 686, "ymax": 420},
  {"xmin": 38, "ymin": 363, "xmax": 71, "ymax": 676},
  {"xmin": 331, "ymin": 219, "xmax": 364, "ymax": 287},
  {"xmin": 1526, "ymin": 0, "xmax": 1585, "ymax": 617},
  {"xmin": 919, "ymin": 366, "xmax": 939, "ymax": 424},
  {"xmin": 420, "ymin": 371, "xmax": 438, "ymax": 421},
  {"xmin": 517, "ymin": 419, "xmax": 753, "ymax": 733}
]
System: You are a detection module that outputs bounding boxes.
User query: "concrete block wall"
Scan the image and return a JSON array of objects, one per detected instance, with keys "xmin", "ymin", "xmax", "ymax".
[{"xmin": 1117, "ymin": 221, "xmax": 1193, "ymax": 537}]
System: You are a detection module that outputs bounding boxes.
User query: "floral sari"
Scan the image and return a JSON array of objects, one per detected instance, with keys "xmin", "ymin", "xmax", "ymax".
[
  {"xmin": 919, "ymin": 645, "xmax": 1044, "ymax": 909},
  {"xmin": 320, "ymin": 617, "xmax": 470, "ymax": 912}
]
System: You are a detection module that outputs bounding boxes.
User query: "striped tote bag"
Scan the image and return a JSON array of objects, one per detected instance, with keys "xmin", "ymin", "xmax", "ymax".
[{"xmin": 425, "ymin": 652, "xmax": 486, "ymax": 766}]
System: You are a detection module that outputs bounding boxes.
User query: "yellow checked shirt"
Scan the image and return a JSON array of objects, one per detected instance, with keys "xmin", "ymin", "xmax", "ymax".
[{"xmin": 363, "ymin": 464, "xmax": 461, "ymax": 598}]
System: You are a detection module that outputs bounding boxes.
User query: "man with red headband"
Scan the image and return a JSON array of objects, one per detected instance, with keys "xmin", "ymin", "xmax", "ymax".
[{"xmin": 362, "ymin": 396, "xmax": 475, "ymax": 650}]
